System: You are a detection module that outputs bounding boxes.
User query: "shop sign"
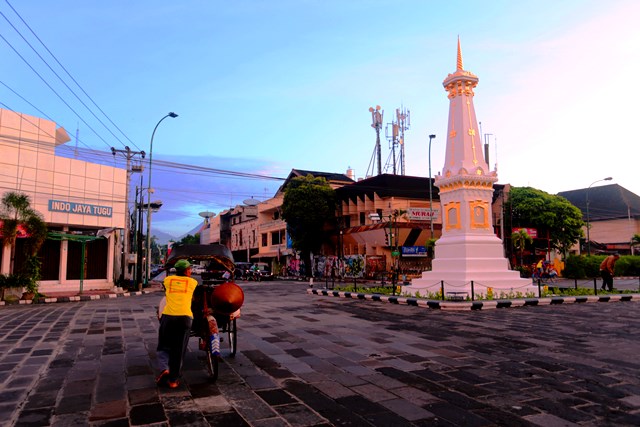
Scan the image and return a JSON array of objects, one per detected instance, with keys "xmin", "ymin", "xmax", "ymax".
[
  {"xmin": 48, "ymin": 200, "xmax": 113, "ymax": 217},
  {"xmin": 512, "ymin": 227, "xmax": 537, "ymax": 238},
  {"xmin": 0, "ymin": 221, "xmax": 29, "ymax": 238},
  {"xmin": 407, "ymin": 207, "xmax": 439, "ymax": 221},
  {"xmin": 401, "ymin": 246, "xmax": 427, "ymax": 257}
]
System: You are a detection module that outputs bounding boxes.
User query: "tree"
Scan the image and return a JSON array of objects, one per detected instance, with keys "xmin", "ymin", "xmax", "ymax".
[
  {"xmin": 281, "ymin": 175, "xmax": 336, "ymax": 277},
  {"xmin": 511, "ymin": 229, "xmax": 533, "ymax": 267},
  {"xmin": 505, "ymin": 187, "xmax": 584, "ymax": 259},
  {"xmin": 178, "ymin": 233, "xmax": 200, "ymax": 245},
  {"xmin": 0, "ymin": 192, "xmax": 48, "ymax": 294},
  {"xmin": 632, "ymin": 234, "xmax": 640, "ymax": 255}
]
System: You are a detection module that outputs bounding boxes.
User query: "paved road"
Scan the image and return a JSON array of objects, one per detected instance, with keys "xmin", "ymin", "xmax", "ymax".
[{"xmin": 1, "ymin": 280, "xmax": 640, "ymax": 426}]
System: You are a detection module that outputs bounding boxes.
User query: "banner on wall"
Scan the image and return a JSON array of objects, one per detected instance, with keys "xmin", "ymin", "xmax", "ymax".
[
  {"xmin": 401, "ymin": 246, "xmax": 427, "ymax": 257},
  {"xmin": 406, "ymin": 207, "xmax": 440, "ymax": 221}
]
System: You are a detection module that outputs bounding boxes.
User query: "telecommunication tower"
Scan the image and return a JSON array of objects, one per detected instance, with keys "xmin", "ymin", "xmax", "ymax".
[
  {"xmin": 367, "ymin": 105, "xmax": 383, "ymax": 177},
  {"xmin": 385, "ymin": 107, "xmax": 410, "ymax": 175}
]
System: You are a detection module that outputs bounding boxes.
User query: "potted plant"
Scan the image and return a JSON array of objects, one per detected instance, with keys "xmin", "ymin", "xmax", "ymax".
[
  {"xmin": 0, "ymin": 192, "xmax": 48, "ymax": 299},
  {"xmin": 1, "ymin": 273, "xmax": 29, "ymax": 302}
]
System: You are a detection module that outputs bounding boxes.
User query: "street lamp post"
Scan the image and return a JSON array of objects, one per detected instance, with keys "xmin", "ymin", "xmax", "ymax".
[
  {"xmin": 145, "ymin": 112, "xmax": 177, "ymax": 286},
  {"xmin": 586, "ymin": 176, "xmax": 612, "ymax": 256},
  {"xmin": 428, "ymin": 134, "xmax": 436, "ymax": 239}
]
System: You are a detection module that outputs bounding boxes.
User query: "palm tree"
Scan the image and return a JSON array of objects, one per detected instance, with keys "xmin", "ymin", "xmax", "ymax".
[
  {"xmin": 511, "ymin": 229, "xmax": 533, "ymax": 267},
  {"xmin": 0, "ymin": 192, "xmax": 47, "ymax": 293}
]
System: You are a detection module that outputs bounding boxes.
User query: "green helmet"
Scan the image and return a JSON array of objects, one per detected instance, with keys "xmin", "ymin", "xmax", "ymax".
[{"xmin": 174, "ymin": 259, "xmax": 191, "ymax": 271}]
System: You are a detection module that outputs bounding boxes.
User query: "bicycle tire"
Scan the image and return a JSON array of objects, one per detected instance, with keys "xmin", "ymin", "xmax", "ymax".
[{"xmin": 228, "ymin": 318, "xmax": 237, "ymax": 357}]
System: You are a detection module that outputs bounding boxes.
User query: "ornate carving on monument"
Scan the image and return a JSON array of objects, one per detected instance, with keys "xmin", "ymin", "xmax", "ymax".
[
  {"xmin": 470, "ymin": 201, "xmax": 490, "ymax": 229},
  {"xmin": 444, "ymin": 202, "xmax": 461, "ymax": 230}
]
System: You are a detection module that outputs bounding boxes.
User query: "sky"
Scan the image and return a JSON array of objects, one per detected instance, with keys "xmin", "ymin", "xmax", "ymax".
[{"xmin": 2, "ymin": 0, "xmax": 639, "ymax": 238}]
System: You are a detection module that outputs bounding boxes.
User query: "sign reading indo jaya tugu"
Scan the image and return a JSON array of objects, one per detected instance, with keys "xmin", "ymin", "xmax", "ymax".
[{"xmin": 48, "ymin": 200, "xmax": 113, "ymax": 217}]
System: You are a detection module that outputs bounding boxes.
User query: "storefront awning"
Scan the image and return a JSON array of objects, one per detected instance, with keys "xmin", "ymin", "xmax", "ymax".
[{"xmin": 251, "ymin": 248, "xmax": 293, "ymax": 259}]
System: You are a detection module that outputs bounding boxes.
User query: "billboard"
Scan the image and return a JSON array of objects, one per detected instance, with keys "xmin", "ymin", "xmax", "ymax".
[{"xmin": 406, "ymin": 207, "xmax": 439, "ymax": 221}]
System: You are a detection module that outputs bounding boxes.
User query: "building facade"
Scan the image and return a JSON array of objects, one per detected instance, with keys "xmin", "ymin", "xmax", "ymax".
[
  {"xmin": 0, "ymin": 109, "xmax": 127, "ymax": 293},
  {"xmin": 559, "ymin": 184, "xmax": 640, "ymax": 255}
]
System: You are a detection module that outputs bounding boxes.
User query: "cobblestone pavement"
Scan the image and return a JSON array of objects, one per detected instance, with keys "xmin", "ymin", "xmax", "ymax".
[{"xmin": 1, "ymin": 280, "xmax": 640, "ymax": 426}]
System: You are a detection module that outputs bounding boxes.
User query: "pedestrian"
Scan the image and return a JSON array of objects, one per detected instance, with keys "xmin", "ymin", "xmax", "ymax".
[
  {"xmin": 156, "ymin": 259, "xmax": 198, "ymax": 389},
  {"xmin": 599, "ymin": 253, "xmax": 620, "ymax": 292}
]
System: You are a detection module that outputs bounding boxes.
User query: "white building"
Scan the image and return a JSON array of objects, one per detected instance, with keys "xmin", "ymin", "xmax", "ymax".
[{"xmin": 0, "ymin": 109, "xmax": 127, "ymax": 294}]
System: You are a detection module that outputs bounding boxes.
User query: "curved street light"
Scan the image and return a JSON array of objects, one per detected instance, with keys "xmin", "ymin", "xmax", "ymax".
[
  {"xmin": 586, "ymin": 176, "xmax": 612, "ymax": 256},
  {"xmin": 144, "ymin": 112, "xmax": 177, "ymax": 287}
]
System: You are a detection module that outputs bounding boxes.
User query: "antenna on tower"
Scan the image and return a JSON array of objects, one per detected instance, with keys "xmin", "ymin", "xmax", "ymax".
[
  {"xmin": 397, "ymin": 107, "xmax": 410, "ymax": 175},
  {"xmin": 385, "ymin": 106, "xmax": 410, "ymax": 175},
  {"xmin": 366, "ymin": 105, "xmax": 384, "ymax": 177}
]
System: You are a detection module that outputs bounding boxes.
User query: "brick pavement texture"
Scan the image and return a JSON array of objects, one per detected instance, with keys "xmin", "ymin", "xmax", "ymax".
[{"xmin": 0, "ymin": 281, "xmax": 638, "ymax": 426}]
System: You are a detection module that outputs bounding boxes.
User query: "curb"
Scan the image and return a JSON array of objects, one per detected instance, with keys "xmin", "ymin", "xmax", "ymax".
[
  {"xmin": 0, "ymin": 289, "xmax": 161, "ymax": 306},
  {"xmin": 306, "ymin": 289, "xmax": 640, "ymax": 311}
]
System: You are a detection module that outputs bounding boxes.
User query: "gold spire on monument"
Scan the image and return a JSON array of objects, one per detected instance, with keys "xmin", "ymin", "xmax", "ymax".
[
  {"xmin": 457, "ymin": 36, "xmax": 463, "ymax": 71},
  {"xmin": 438, "ymin": 37, "xmax": 494, "ymax": 190}
]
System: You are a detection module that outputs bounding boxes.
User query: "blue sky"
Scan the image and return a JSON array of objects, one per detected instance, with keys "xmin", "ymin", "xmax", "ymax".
[{"xmin": 2, "ymin": 1, "xmax": 638, "ymax": 237}]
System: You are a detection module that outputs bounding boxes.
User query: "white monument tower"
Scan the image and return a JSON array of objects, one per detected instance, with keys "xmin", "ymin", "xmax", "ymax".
[{"xmin": 405, "ymin": 39, "xmax": 534, "ymax": 298}]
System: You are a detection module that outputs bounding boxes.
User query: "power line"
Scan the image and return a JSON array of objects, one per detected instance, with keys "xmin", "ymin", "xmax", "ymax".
[
  {"xmin": 0, "ymin": 8, "xmax": 133, "ymax": 150},
  {"xmin": 0, "ymin": 31, "xmax": 115, "ymax": 151},
  {"xmin": 0, "ymin": 101, "xmax": 102, "ymax": 154},
  {"xmin": 3, "ymin": 0, "xmax": 139, "ymax": 151}
]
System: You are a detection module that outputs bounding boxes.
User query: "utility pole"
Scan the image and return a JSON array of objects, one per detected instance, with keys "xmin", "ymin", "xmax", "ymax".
[{"xmin": 111, "ymin": 147, "xmax": 145, "ymax": 283}]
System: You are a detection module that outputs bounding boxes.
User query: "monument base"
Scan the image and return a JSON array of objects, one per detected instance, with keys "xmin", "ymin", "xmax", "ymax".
[{"xmin": 401, "ymin": 234, "xmax": 536, "ymax": 298}]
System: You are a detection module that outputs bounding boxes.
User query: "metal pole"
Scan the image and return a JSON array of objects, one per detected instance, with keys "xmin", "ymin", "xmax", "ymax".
[
  {"xmin": 110, "ymin": 146, "xmax": 145, "ymax": 282},
  {"xmin": 145, "ymin": 112, "xmax": 177, "ymax": 285},
  {"xmin": 428, "ymin": 134, "xmax": 436, "ymax": 239},
  {"xmin": 137, "ymin": 189, "xmax": 144, "ymax": 290},
  {"xmin": 376, "ymin": 126, "xmax": 382, "ymax": 175},
  {"xmin": 586, "ymin": 191, "xmax": 591, "ymax": 256},
  {"xmin": 586, "ymin": 177, "xmax": 612, "ymax": 256},
  {"xmin": 80, "ymin": 241, "xmax": 86, "ymax": 294}
]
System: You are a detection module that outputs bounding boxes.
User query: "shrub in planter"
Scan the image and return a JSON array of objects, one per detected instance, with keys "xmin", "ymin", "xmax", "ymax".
[{"xmin": 1, "ymin": 273, "xmax": 30, "ymax": 302}]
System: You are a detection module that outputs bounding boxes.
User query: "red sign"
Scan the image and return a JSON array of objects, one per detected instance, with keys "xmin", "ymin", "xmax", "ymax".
[
  {"xmin": 512, "ymin": 227, "xmax": 537, "ymax": 238},
  {"xmin": 0, "ymin": 221, "xmax": 30, "ymax": 238}
]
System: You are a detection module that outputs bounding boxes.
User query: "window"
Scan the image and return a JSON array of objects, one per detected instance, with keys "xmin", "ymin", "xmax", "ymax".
[
  {"xmin": 271, "ymin": 229, "xmax": 284, "ymax": 245},
  {"xmin": 359, "ymin": 212, "xmax": 365, "ymax": 225},
  {"xmin": 261, "ymin": 233, "xmax": 268, "ymax": 247}
]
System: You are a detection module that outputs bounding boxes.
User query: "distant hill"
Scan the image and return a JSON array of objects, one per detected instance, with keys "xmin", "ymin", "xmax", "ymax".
[
  {"xmin": 152, "ymin": 229, "xmax": 176, "ymax": 245},
  {"xmin": 178, "ymin": 223, "xmax": 205, "ymax": 241},
  {"xmin": 153, "ymin": 222, "xmax": 203, "ymax": 245}
]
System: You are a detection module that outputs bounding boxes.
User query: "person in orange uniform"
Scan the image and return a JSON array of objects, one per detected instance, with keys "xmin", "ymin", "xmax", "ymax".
[
  {"xmin": 599, "ymin": 253, "xmax": 620, "ymax": 292},
  {"xmin": 156, "ymin": 259, "xmax": 198, "ymax": 388}
]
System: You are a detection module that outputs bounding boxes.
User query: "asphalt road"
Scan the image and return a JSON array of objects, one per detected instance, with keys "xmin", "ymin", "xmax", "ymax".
[{"xmin": 1, "ymin": 280, "xmax": 640, "ymax": 426}]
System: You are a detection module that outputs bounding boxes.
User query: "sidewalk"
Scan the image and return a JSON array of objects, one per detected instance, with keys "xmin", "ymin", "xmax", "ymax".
[{"xmin": 0, "ymin": 280, "xmax": 164, "ymax": 306}]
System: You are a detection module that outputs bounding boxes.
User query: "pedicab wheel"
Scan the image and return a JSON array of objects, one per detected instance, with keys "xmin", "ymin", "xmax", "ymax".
[
  {"xmin": 203, "ymin": 335, "xmax": 219, "ymax": 382},
  {"xmin": 228, "ymin": 318, "xmax": 237, "ymax": 357}
]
